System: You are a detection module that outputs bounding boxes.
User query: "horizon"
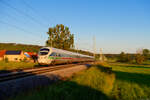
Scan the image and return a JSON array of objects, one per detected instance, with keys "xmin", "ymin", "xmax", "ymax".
[{"xmin": 0, "ymin": 0, "xmax": 150, "ymax": 54}]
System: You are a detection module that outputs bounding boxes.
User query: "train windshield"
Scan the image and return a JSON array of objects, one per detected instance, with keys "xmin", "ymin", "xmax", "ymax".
[
  {"xmin": 40, "ymin": 48, "xmax": 50, "ymax": 52},
  {"xmin": 39, "ymin": 48, "xmax": 50, "ymax": 55},
  {"xmin": 39, "ymin": 52, "xmax": 48, "ymax": 55}
]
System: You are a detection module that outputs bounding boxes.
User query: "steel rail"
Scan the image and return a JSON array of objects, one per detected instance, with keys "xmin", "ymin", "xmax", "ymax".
[{"xmin": 0, "ymin": 63, "xmax": 87, "ymax": 82}]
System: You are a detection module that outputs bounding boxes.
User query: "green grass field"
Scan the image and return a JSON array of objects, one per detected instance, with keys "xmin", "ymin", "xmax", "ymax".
[
  {"xmin": 0, "ymin": 61, "xmax": 37, "ymax": 71},
  {"xmin": 10, "ymin": 62, "xmax": 150, "ymax": 100},
  {"xmin": 110, "ymin": 62, "xmax": 150, "ymax": 100}
]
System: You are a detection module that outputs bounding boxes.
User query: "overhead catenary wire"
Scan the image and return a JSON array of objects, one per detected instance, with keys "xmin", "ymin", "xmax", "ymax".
[
  {"xmin": 0, "ymin": 0, "xmax": 47, "ymax": 28},
  {"xmin": 0, "ymin": 0, "xmax": 50, "ymax": 45},
  {"xmin": 0, "ymin": 20, "xmax": 44, "ymax": 45},
  {"xmin": 0, "ymin": 20, "xmax": 40, "ymax": 40},
  {"xmin": 1, "ymin": 11, "xmax": 28, "ymax": 25},
  {"xmin": 21, "ymin": 0, "xmax": 37, "ymax": 13},
  {"xmin": 0, "ymin": 1, "xmax": 48, "ymax": 35},
  {"xmin": 21, "ymin": 0, "xmax": 55, "ymax": 27},
  {"xmin": 0, "ymin": 11, "xmax": 46, "ymax": 44}
]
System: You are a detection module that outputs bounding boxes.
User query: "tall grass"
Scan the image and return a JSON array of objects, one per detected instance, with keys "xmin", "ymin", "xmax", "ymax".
[{"xmin": 72, "ymin": 66, "xmax": 115, "ymax": 95}]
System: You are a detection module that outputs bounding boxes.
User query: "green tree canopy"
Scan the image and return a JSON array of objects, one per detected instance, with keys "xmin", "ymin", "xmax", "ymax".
[
  {"xmin": 46, "ymin": 24, "xmax": 74, "ymax": 50},
  {"xmin": 142, "ymin": 49, "xmax": 150, "ymax": 60},
  {"xmin": 143, "ymin": 49, "xmax": 149, "ymax": 54},
  {"xmin": 143, "ymin": 49, "xmax": 149, "ymax": 55},
  {"xmin": 118, "ymin": 52, "xmax": 127, "ymax": 62}
]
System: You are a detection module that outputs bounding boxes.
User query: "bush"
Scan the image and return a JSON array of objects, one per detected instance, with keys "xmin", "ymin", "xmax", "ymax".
[
  {"xmin": 118, "ymin": 52, "xmax": 127, "ymax": 62},
  {"xmin": 117, "ymin": 52, "xmax": 134, "ymax": 63},
  {"xmin": 4, "ymin": 57, "xmax": 9, "ymax": 63},
  {"xmin": 135, "ymin": 54, "xmax": 145, "ymax": 64},
  {"xmin": 126, "ymin": 54, "xmax": 134, "ymax": 63}
]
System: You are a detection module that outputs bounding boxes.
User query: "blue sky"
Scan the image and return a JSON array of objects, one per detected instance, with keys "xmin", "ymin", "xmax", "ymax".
[{"xmin": 0, "ymin": 0, "xmax": 150, "ymax": 53}]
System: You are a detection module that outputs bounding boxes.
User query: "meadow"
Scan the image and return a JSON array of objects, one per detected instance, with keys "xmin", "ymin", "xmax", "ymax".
[
  {"xmin": 10, "ymin": 61, "xmax": 150, "ymax": 100},
  {"xmin": 110, "ymin": 62, "xmax": 150, "ymax": 99},
  {"xmin": 0, "ymin": 61, "xmax": 37, "ymax": 71}
]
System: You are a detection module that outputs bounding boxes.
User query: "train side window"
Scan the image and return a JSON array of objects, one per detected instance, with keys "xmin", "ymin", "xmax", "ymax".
[
  {"xmin": 50, "ymin": 52, "xmax": 57, "ymax": 56},
  {"xmin": 58, "ymin": 54, "xmax": 62, "ymax": 57},
  {"xmin": 55, "ymin": 53, "xmax": 58, "ymax": 57},
  {"xmin": 70, "ymin": 55, "xmax": 73, "ymax": 57},
  {"xmin": 65, "ymin": 54, "xmax": 68, "ymax": 57},
  {"xmin": 54, "ymin": 53, "xmax": 57, "ymax": 56},
  {"xmin": 61, "ymin": 54, "xmax": 63, "ymax": 57},
  {"xmin": 66, "ymin": 54, "xmax": 70, "ymax": 57},
  {"xmin": 56, "ymin": 53, "xmax": 60, "ymax": 57},
  {"xmin": 62, "ymin": 54, "xmax": 66, "ymax": 57},
  {"xmin": 64, "ymin": 54, "xmax": 68, "ymax": 57},
  {"xmin": 63, "ymin": 54, "xmax": 66, "ymax": 57},
  {"xmin": 71, "ymin": 55, "xmax": 74, "ymax": 58}
]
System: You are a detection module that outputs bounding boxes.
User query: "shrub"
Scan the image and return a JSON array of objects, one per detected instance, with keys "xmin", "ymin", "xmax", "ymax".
[
  {"xmin": 117, "ymin": 52, "xmax": 134, "ymax": 63},
  {"xmin": 4, "ymin": 57, "xmax": 9, "ymax": 63},
  {"xmin": 135, "ymin": 54, "xmax": 145, "ymax": 64},
  {"xmin": 142, "ymin": 49, "xmax": 150, "ymax": 61},
  {"xmin": 118, "ymin": 52, "xmax": 127, "ymax": 62},
  {"xmin": 126, "ymin": 54, "xmax": 134, "ymax": 63}
]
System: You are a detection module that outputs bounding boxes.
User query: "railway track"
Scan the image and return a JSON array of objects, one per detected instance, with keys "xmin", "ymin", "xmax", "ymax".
[{"xmin": 0, "ymin": 63, "xmax": 90, "ymax": 82}]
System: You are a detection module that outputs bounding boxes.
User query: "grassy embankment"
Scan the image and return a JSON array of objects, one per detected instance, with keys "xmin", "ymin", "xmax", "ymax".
[
  {"xmin": 10, "ymin": 62, "xmax": 150, "ymax": 100},
  {"xmin": 0, "ymin": 61, "xmax": 37, "ymax": 71}
]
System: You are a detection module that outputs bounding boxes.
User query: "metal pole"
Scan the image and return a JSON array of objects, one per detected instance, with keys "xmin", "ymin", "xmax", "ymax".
[
  {"xmin": 93, "ymin": 36, "xmax": 96, "ymax": 60},
  {"xmin": 51, "ymin": 34, "xmax": 52, "ymax": 47},
  {"xmin": 100, "ymin": 48, "xmax": 103, "ymax": 61}
]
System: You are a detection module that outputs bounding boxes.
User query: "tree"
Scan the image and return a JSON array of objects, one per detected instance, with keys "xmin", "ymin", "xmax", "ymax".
[
  {"xmin": 4, "ymin": 57, "xmax": 9, "ymax": 63},
  {"xmin": 117, "ymin": 52, "xmax": 134, "ymax": 63},
  {"xmin": 46, "ymin": 24, "xmax": 74, "ymax": 50},
  {"xmin": 135, "ymin": 54, "xmax": 145, "ymax": 64},
  {"xmin": 142, "ymin": 49, "xmax": 150, "ymax": 60},
  {"xmin": 126, "ymin": 53, "xmax": 134, "ymax": 63},
  {"xmin": 135, "ymin": 49, "xmax": 145, "ymax": 64},
  {"xmin": 118, "ymin": 52, "xmax": 127, "ymax": 62}
]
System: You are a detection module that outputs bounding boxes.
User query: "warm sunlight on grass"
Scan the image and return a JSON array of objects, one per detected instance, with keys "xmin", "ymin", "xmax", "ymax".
[
  {"xmin": 10, "ymin": 65, "xmax": 115, "ymax": 100},
  {"xmin": 109, "ymin": 62, "xmax": 150, "ymax": 100},
  {"xmin": 72, "ymin": 66, "xmax": 115, "ymax": 95},
  {"xmin": 0, "ymin": 61, "xmax": 37, "ymax": 71},
  {"xmin": 9, "ymin": 62, "xmax": 150, "ymax": 100}
]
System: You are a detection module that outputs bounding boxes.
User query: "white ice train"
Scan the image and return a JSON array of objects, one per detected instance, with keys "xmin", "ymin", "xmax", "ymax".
[{"xmin": 37, "ymin": 47, "xmax": 94, "ymax": 65}]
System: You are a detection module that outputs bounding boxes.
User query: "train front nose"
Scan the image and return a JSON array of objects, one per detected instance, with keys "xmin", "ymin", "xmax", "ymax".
[{"xmin": 38, "ymin": 56, "xmax": 51, "ymax": 65}]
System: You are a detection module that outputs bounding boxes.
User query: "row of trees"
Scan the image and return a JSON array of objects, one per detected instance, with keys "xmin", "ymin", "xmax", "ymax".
[
  {"xmin": 0, "ymin": 43, "xmax": 41, "ymax": 52},
  {"xmin": 118, "ymin": 49, "xmax": 150, "ymax": 64}
]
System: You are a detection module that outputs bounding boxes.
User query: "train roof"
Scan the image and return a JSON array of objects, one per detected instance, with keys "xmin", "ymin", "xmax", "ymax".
[{"xmin": 40, "ymin": 47, "xmax": 94, "ymax": 58}]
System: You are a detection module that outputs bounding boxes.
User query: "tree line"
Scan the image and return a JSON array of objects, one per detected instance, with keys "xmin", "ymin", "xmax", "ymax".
[
  {"xmin": 0, "ymin": 43, "xmax": 41, "ymax": 52},
  {"xmin": 118, "ymin": 49, "xmax": 150, "ymax": 64},
  {"xmin": 0, "ymin": 43, "xmax": 94, "ymax": 56}
]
